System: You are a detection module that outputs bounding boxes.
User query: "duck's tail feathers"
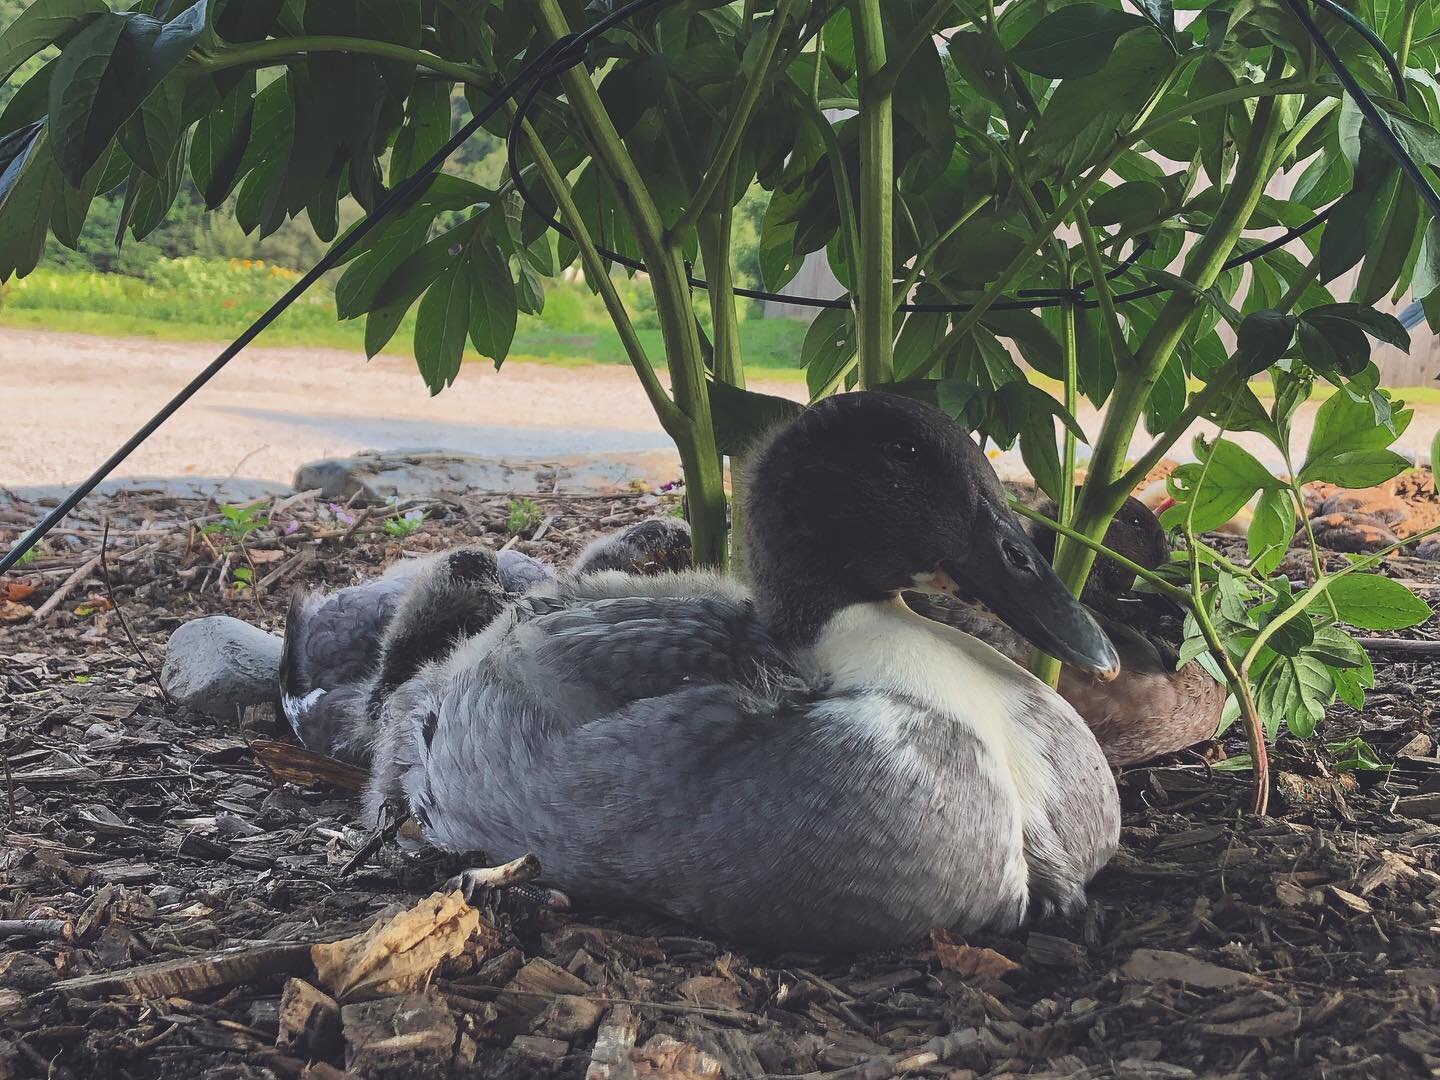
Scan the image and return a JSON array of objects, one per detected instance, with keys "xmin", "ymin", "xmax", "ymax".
[
  {"xmin": 277, "ymin": 589, "xmax": 322, "ymax": 737},
  {"xmin": 277, "ymin": 590, "xmax": 377, "ymax": 766}
]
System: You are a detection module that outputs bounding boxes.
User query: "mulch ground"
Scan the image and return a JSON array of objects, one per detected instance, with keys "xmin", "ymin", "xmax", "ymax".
[{"xmin": 1, "ymin": 485, "xmax": 1438, "ymax": 1080}]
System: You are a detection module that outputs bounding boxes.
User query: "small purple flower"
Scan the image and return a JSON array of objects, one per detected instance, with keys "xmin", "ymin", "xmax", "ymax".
[
  {"xmin": 284, "ymin": 520, "xmax": 300, "ymax": 535},
  {"xmin": 326, "ymin": 503, "xmax": 356, "ymax": 526}
]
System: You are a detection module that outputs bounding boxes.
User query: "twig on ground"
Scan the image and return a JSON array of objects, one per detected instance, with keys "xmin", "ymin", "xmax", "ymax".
[
  {"xmin": 30, "ymin": 554, "xmax": 102, "ymax": 624},
  {"xmin": 100, "ymin": 517, "xmax": 170, "ymax": 705}
]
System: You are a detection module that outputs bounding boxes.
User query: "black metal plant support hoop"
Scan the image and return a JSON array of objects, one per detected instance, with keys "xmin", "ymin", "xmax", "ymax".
[{"xmin": 0, "ymin": 0, "xmax": 1434, "ymax": 574}]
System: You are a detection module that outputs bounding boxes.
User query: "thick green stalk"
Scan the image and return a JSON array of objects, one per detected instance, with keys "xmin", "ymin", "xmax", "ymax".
[
  {"xmin": 1029, "ymin": 283, "xmax": 1080, "ymax": 689},
  {"xmin": 1398, "ymin": 3, "xmax": 1420, "ymax": 71},
  {"xmin": 672, "ymin": 0, "xmax": 798, "ymax": 238},
  {"xmin": 1055, "ymin": 57, "xmax": 1293, "ymax": 599},
  {"xmin": 851, "ymin": 0, "xmax": 895, "ymax": 387},
  {"xmin": 200, "ymin": 36, "xmax": 483, "ymax": 84},
  {"xmin": 531, "ymin": 0, "xmax": 727, "ymax": 567}
]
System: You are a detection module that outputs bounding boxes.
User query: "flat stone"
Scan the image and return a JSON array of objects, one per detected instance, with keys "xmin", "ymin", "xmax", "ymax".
[
  {"xmin": 162, "ymin": 616, "xmax": 283, "ymax": 719},
  {"xmin": 293, "ymin": 448, "xmax": 679, "ymax": 505}
]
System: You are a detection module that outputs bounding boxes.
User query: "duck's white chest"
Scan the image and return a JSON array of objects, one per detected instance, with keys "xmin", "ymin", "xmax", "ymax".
[{"xmin": 807, "ymin": 599, "xmax": 1087, "ymax": 822}]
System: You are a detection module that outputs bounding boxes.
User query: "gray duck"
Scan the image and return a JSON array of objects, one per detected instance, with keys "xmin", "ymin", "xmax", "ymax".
[{"xmin": 352, "ymin": 392, "xmax": 1121, "ymax": 952}]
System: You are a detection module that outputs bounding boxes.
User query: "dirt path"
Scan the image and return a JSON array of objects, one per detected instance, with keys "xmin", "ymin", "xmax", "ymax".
[{"xmin": 4, "ymin": 328, "xmax": 1436, "ymax": 496}]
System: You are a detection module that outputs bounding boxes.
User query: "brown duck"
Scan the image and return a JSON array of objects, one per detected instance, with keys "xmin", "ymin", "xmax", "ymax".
[{"xmin": 908, "ymin": 494, "xmax": 1225, "ymax": 766}]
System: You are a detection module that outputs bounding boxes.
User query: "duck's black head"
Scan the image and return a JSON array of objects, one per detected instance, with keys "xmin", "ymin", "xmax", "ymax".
[{"xmin": 744, "ymin": 391, "xmax": 1118, "ymax": 675}]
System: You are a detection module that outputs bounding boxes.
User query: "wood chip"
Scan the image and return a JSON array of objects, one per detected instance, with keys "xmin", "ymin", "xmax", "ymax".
[
  {"xmin": 931, "ymin": 929, "xmax": 1020, "ymax": 980},
  {"xmin": 250, "ymin": 739, "xmax": 370, "ymax": 793},
  {"xmin": 631, "ymin": 1034, "xmax": 721, "ymax": 1080},
  {"xmin": 311, "ymin": 890, "xmax": 491, "ymax": 1003},
  {"xmin": 341, "ymin": 990, "xmax": 456, "ymax": 1073},
  {"xmin": 496, "ymin": 957, "xmax": 590, "ymax": 1036},
  {"xmin": 1199, "ymin": 1007, "xmax": 1302, "ymax": 1038},
  {"xmin": 587, "ymin": 1005, "xmax": 641, "ymax": 1080},
  {"xmin": 276, "ymin": 978, "xmax": 340, "ymax": 1058},
  {"xmin": 51, "ymin": 941, "xmax": 316, "ymax": 1000},
  {"xmin": 1119, "ymin": 949, "xmax": 1258, "ymax": 990}
]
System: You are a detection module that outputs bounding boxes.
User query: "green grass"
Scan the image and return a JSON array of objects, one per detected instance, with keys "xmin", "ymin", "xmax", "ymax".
[{"xmin": 0, "ymin": 262, "xmax": 810, "ymax": 379}]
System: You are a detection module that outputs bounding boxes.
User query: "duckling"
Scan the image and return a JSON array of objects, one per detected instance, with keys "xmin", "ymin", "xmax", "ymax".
[
  {"xmin": 278, "ymin": 520, "xmax": 695, "ymax": 765},
  {"xmin": 907, "ymin": 496, "xmax": 1225, "ymax": 766},
  {"xmin": 365, "ymin": 392, "xmax": 1121, "ymax": 952}
]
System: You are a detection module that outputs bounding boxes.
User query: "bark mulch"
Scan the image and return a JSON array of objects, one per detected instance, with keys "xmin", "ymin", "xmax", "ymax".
[{"xmin": 1, "ymin": 486, "xmax": 1438, "ymax": 1079}]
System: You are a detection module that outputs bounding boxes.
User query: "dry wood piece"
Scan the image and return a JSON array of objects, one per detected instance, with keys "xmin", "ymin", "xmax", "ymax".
[
  {"xmin": 586, "ymin": 1005, "xmax": 641, "ymax": 1080},
  {"xmin": 1119, "ymin": 949, "xmax": 1258, "ymax": 990},
  {"xmin": 250, "ymin": 739, "xmax": 370, "ymax": 792},
  {"xmin": 1394, "ymin": 793, "xmax": 1440, "ymax": 821},
  {"xmin": 341, "ymin": 990, "xmax": 456, "ymax": 1073},
  {"xmin": 511, "ymin": 1034, "xmax": 569, "ymax": 1068},
  {"xmin": 50, "ymin": 941, "xmax": 316, "ymax": 1000},
  {"xmin": 311, "ymin": 891, "xmax": 492, "ymax": 1003},
  {"xmin": 631, "ymin": 1033, "xmax": 721, "ymax": 1079},
  {"xmin": 531, "ymin": 993, "xmax": 605, "ymax": 1041},
  {"xmin": 800, "ymin": 1029, "xmax": 981, "ymax": 1080},
  {"xmin": 276, "ymin": 978, "xmax": 340, "ymax": 1058},
  {"xmin": 495, "ymin": 957, "xmax": 590, "ymax": 1036}
]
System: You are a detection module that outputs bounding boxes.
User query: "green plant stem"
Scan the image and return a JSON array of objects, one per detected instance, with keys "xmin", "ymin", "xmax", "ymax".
[
  {"xmin": 1178, "ymin": 401, "xmax": 1269, "ymax": 815},
  {"xmin": 1061, "ymin": 59, "xmax": 1293, "ymax": 582},
  {"xmin": 876, "ymin": 0, "xmax": 967, "ymax": 94},
  {"xmin": 850, "ymin": 0, "xmax": 895, "ymax": 387},
  {"xmin": 1074, "ymin": 203, "xmax": 1130, "ymax": 365},
  {"xmin": 517, "ymin": 121, "xmax": 681, "ymax": 435},
  {"xmin": 1030, "ymin": 281, "xmax": 1081, "ymax": 689},
  {"xmin": 672, "ymin": 0, "xmax": 799, "ymax": 238},
  {"xmin": 1240, "ymin": 522, "xmax": 1440, "ymax": 674},
  {"xmin": 1398, "ymin": 3, "xmax": 1420, "ymax": 71},
  {"xmin": 893, "ymin": 195, "xmax": 991, "ymax": 314},
  {"xmin": 1009, "ymin": 501, "xmax": 1191, "ymax": 604},
  {"xmin": 531, "ymin": 0, "xmax": 726, "ymax": 567},
  {"xmin": 1189, "ymin": 539, "xmax": 1269, "ymax": 814},
  {"xmin": 911, "ymin": 76, "xmax": 1323, "ymax": 381},
  {"xmin": 1111, "ymin": 374, "xmax": 1240, "ymax": 496},
  {"xmin": 199, "ymin": 36, "xmax": 484, "ymax": 84}
]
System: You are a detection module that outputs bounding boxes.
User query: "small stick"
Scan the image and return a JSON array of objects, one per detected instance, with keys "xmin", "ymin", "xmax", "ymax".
[
  {"xmin": 531, "ymin": 514, "xmax": 557, "ymax": 542},
  {"xmin": 341, "ymin": 506, "xmax": 374, "ymax": 543},
  {"xmin": 29, "ymin": 554, "xmax": 102, "ymax": 623},
  {"xmin": 1358, "ymin": 637, "xmax": 1440, "ymax": 657},
  {"xmin": 339, "ymin": 800, "xmax": 407, "ymax": 877},
  {"xmin": 100, "ymin": 518, "xmax": 170, "ymax": 705},
  {"xmin": 0, "ymin": 918, "xmax": 71, "ymax": 941},
  {"xmin": 447, "ymin": 854, "xmax": 541, "ymax": 892}
]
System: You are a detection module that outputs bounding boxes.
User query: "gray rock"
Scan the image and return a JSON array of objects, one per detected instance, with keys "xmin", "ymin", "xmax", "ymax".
[
  {"xmin": 162, "ymin": 616, "xmax": 283, "ymax": 719},
  {"xmin": 293, "ymin": 448, "xmax": 679, "ymax": 505}
]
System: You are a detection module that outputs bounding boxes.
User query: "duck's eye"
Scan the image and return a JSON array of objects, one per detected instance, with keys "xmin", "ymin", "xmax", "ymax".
[
  {"xmin": 882, "ymin": 440, "xmax": 919, "ymax": 462},
  {"xmin": 1002, "ymin": 541, "xmax": 1032, "ymax": 571}
]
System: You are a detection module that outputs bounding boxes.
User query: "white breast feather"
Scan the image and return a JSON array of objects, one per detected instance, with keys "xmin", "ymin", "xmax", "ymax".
[{"xmin": 809, "ymin": 597, "xmax": 1087, "ymax": 898}]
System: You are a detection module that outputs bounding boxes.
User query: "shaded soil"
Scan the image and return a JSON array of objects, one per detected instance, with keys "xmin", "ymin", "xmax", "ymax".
[{"xmin": 2, "ymin": 487, "xmax": 1439, "ymax": 1079}]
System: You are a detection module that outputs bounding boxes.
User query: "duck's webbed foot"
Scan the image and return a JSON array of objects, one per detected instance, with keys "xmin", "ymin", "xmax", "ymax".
[
  {"xmin": 445, "ymin": 854, "xmax": 571, "ymax": 911},
  {"xmin": 368, "ymin": 547, "xmax": 508, "ymax": 715},
  {"xmin": 573, "ymin": 517, "xmax": 693, "ymax": 577}
]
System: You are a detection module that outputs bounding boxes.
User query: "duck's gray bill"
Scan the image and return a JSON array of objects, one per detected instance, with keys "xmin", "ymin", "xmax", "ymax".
[{"xmin": 940, "ymin": 503, "xmax": 1120, "ymax": 679}]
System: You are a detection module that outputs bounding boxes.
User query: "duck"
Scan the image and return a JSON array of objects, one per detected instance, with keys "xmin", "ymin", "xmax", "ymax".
[
  {"xmin": 357, "ymin": 391, "xmax": 1122, "ymax": 952},
  {"xmin": 277, "ymin": 520, "xmax": 693, "ymax": 765},
  {"xmin": 907, "ymin": 494, "xmax": 1224, "ymax": 766}
]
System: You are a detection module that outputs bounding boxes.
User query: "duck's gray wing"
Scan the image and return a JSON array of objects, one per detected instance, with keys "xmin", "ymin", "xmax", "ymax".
[
  {"xmin": 497, "ymin": 594, "xmax": 798, "ymax": 712},
  {"xmin": 388, "ymin": 677, "xmax": 1025, "ymax": 952}
]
